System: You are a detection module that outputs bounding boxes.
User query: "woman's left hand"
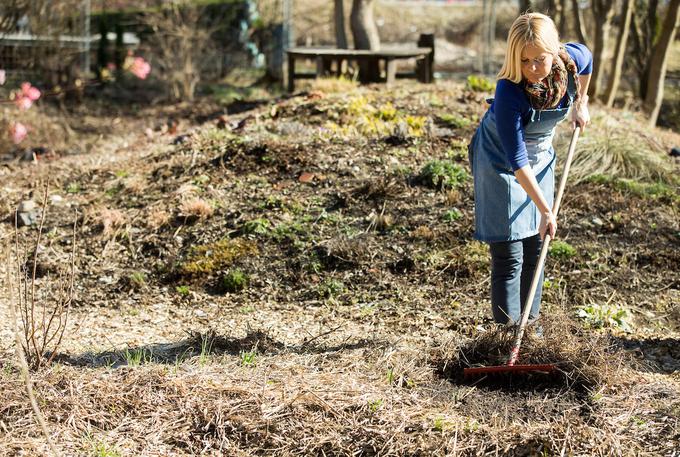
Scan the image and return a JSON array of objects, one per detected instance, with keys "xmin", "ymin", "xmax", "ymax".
[{"xmin": 571, "ymin": 95, "xmax": 590, "ymax": 131}]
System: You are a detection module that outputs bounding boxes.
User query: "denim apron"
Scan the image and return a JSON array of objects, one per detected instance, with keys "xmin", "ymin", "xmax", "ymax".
[{"xmin": 469, "ymin": 73, "xmax": 576, "ymax": 243}]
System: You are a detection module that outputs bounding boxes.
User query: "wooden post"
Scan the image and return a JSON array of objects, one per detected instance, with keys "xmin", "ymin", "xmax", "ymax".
[
  {"xmin": 316, "ymin": 56, "xmax": 324, "ymax": 78},
  {"xmin": 385, "ymin": 58, "xmax": 396, "ymax": 85},
  {"xmin": 416, "ymin": 33, "xmax": 435, "ymax": 83},
  {"xmin": 287, "ymin": 52, "xmax": 295, "ymax": 92}
]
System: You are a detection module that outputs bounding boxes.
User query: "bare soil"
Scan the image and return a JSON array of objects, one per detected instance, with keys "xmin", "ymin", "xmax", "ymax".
[{"xmin": 0, "ymin": 80, "xmax": 678, "ymax": 456}]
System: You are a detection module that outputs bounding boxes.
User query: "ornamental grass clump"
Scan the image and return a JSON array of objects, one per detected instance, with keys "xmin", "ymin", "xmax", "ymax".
[{"xmin": 558, "ymin": 114, "xmax": 676, "ymax": 185}]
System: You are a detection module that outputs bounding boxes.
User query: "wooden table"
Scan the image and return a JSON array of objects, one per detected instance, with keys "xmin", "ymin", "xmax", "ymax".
[{"xmin": 285, "ymin": 46, "xmax": 434, "ymax": 92}]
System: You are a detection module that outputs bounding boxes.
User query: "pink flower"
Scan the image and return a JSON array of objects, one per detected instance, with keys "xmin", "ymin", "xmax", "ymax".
[
  {"xmin": 129, "ymin": 57, "xmax": 151, "ymax": 80},
  {"xmin": 21, "ymin": 82, "xmax": 41, "ymax": 101},
  {"xmin": 9, "ymin": 122, "xmax": 28, "ymax": 144},
  {"xmin": 106, "ymin": 62, "xmax": 117, "ymax": 71},
  {"xmin": 0, "ymin": 70, "xmax": 5, "ymax": 86},
  {"xmin": 15, "ymin": 96, "xmax": 33, "ymax": 110}
]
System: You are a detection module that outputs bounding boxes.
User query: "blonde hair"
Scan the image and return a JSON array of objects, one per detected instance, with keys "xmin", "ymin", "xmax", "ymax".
[{"xmin": 498, "ymin": 13, "xmax": 560, "ymax": 83}]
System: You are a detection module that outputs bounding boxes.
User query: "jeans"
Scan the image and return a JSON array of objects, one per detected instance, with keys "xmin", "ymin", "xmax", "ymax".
[{"xmin": 488, "ymin": 234, "xmax": 544, "ymax": 325}]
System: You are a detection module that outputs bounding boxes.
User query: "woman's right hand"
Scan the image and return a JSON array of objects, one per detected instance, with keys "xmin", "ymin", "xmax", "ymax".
[{"xmin": 539, "ymin": 210, "xmax": 557, "ymax": 240}]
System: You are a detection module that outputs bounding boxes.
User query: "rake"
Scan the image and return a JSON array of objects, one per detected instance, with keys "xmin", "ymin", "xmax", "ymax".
[{"xmin": 464, "ymin": 126, "xmax": 581, "ymax": 379}]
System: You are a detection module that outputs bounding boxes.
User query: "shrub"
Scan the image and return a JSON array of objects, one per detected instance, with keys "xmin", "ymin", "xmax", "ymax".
[
  {"xmin": 221, "ymin": 269, "xmax": 249, "ymax": 293},
  {"xmin": 549, "ymin": 240, "xmax": 577, "ymax": 260},
  {"xmin": 419, "ymin": 160, "xmax": 469, "ymax": 190}
]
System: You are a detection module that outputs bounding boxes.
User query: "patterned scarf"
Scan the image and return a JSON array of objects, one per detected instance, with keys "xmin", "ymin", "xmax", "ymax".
[{"xmin": 524, "ymin": 46, "xmax": 580, "ymax": 110}]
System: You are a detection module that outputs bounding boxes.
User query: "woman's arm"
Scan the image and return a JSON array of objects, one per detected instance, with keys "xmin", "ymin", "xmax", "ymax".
[{"xmin": 572, "ymin": 73, "xmax": 592, "ymax": 130}]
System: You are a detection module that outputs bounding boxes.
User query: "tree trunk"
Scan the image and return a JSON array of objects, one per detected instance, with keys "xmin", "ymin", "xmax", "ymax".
[
  {"xmin": 588, "ymin": 0, "xmax": 616, "ymax": 99},
  {"xmin": 334, "ymin": 0, "xmax": 348, "ymax": 49},
  {"xmin": 633, "ymin": 0, "xmax": 659, "ymax": 100},
  {"xmin": 519, "ymin": 0, "xmax": 531, "ymax": 14},
  {"xmin": 603, "ymin": 0, "xmax": 634, "ymax": 107},
  {"xmin": 350, "ymin": 0, "xmax": 380, "ymax": 82},
  {"xmin": 350, "ymin": 0, "xmax": 379, "ymax": 50},
  {"xmin": 571, "ymin": 0, "xmax": 589, "ymax": 45},
  {"xmin": 643, "ymin": 0, "xmax": 680, "ymax": 126},
  {"xmin": 557, "ymin": 0, "xmax": 568, "ymax": 36}
]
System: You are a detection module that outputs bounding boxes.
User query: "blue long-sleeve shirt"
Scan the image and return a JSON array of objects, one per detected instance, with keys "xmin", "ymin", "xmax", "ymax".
[{"xmin": 490, "ymin": 43, "xmax": 593, "ymax": 171}]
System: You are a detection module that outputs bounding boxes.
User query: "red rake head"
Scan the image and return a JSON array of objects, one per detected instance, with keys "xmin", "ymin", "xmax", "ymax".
[{"xmin": 463, "ymin": 363, "xmax": 556, "ymax": 378}]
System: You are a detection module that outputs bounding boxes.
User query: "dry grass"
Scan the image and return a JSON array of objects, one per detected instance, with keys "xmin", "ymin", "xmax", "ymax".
[
  {"xmin": 147, "ymin": 207, "xmax": 171, "ymax": 229},
  {"xmin": 98, "ymin": 208, "xmax": 126, "ymax": 238},
  {"xmin": 557, "ymin": 111, "xmax": 677, "ymax": 185},
  {"xmin": 180, "ymin": 197, "xmax": 214, "ymax": 219},
  {"xmin": 122, "ymin": 175, "xmax": 148, "ymax": 195},
  {"xmin": 309, "ymin": 77, "xmax": 359, "ymax": 94},
  {"xmin": 437, "ymin": 311, "xmax": 633, "ymax": 391},
  {"xmin": 0, "ymin": 326, "xmax": 675, "ymax": 456},
  {"xmin": 0, "ymin": 76, "xmax": 678, "ymax": 457}
]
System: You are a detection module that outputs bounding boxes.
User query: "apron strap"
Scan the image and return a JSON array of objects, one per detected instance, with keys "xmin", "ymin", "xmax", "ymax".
[{"xmin": 566, "ymin": 72, "xmax": 577, "ymax": 101}]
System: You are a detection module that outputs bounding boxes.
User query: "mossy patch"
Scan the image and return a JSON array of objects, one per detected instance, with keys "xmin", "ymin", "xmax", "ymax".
[{"xmin": 180, "ymin": 238, "xmax": 258, "ymax": 276}]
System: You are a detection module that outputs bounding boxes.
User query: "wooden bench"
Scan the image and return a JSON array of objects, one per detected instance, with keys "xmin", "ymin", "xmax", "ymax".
[{"xmin": 285, "ymin": 45, "xmax": 434, "ymax": 92}]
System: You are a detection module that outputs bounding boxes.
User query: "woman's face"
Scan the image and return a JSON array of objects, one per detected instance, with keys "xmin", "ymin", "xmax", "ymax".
[{"xmin": 521, "ymin": 43, "xmax": 554, "ymax": 84}]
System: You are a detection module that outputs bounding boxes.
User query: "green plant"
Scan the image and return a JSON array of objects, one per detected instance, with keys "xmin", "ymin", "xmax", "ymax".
[
  {"xmin": 445, "ymin": 142, "xmax": 469, "ymax": 161},
  {"xmin": 386, "ymin": 368, "xmax": 396, "ymax": 385},
  {"xmin": 405, "ymin": 115, "xmax": 426, "ymax": 136},
  {"xmin": 198, "ymin": 335, "xmax": 212, "ymax": 366},
  {"xmin": 222, "ymin": 269, "xmax": 249, "ymax": 293},
  {"xmin": 124, "ymin": 348, "xmax": 152, "ymax": 366},
  {"xmin": 442, "ymin": 208, "xmax": 462, "ymax": 222},
  {"xmin": 175, "ymin": 285, "xmax": 191, "ymax": 296},
  {"xmin": 576, "ymin": 303, "xmax": 633, "ymax": 332},
  {"xmin": 439, "ymin": 113, "xmax": 471, "ymax": 129},
  {"xmin": 193, "ymin": 174, "xmax": 210, "ymax": 186},
  {"xmin": 419, "ymin": 160, "xmax": 469, "ymax": 190},
  {"xmin": 432, "ymin": 416, "xmax": 456, "ymax": 432},
  {"xmin": 114, "ymin": 170, "xmax": 129, "ymax": 179},
  {"xmin": 128, "ymin": 271, "xmax": 146, "ymax": 289},
  {"xmin": 272, "ymin": 221, "xmax": 307, "ymax": 242},
  {"xmin": 467, "ymin": 74, "xmax": 495, "ymax": 92},
  {"xmin": 242, "ymin": 218, "xmax": 271, "ymax": 235},
  {"xmin": 377, "ymin": 102, "xmax": 397, "ymax": 121},
  {"xmin": 89, "ymin": 439, "xmax": 122, "ymax": 457},
  {"xmin": 630, "ymin": 416, "xmax": 647, "ymax": 427},
  {"xmin": 66, "ymin": 182, "xmax": 81, "ymax": 194},
  {"xmin": 105, "ymin": 183, "xmax": 124, "ymax": 198},
  {"xmin": 368, "ymin": 399, "xmax": 383, "ymax": 413},
  {"xmin": 318, "ymin": 278, "xmax": 345, "ymax": 299},
  {"xmin": 549, "ymin": 240, "xmax": 577, "ymax": 260},
  {"xmin": 239, "ymin": 350, "xmax": 257, "ymax": 367}
]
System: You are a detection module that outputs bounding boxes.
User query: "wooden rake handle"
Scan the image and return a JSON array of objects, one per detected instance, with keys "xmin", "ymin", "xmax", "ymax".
[{"xmin": 508, "ymin": 126, "xmax": 581, "ymax": 366}]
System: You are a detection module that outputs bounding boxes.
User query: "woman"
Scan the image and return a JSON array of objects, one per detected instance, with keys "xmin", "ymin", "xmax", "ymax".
[{"xmin": 468, "ymin": 13, "xmax": 592, "ymax": 326}]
